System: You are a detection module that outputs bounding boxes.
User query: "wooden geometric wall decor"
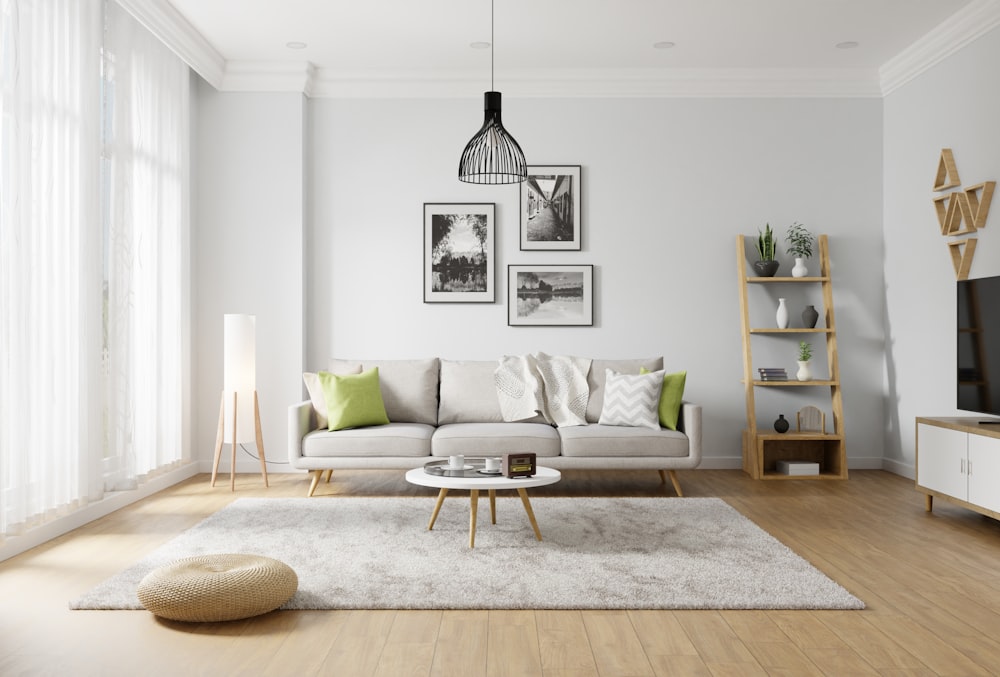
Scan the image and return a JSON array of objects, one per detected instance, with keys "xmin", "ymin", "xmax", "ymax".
[
  {"xmin": 796, "ymin": 405, "xmax": 825, "ymax": 433},
  {"xmin": 948, "ymin": 192, "xmax": 977, "ymax": 236},
  {"xmin": 933, "ymin": 148, "xmax": 961, "ymax": 191},
  {"xmin": 948, "ymin": 237, "xmax": 977, "ymax": 280},
  {"xmin": 933, "ymin": 194, "xmax": 953, "ymax": 234},
  {"xmin": 963, "ymin": 180, "xmax": 995, "ymax": 230}
]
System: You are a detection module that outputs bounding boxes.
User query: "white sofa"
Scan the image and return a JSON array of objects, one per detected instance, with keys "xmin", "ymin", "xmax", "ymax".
[{"xmin": 288, "ymin": 357, "xmax": 702, "ymax": 497}]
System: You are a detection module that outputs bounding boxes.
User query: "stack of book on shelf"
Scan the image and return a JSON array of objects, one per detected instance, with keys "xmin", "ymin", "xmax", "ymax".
[{"xmin": 758, "ymin": 368, "xmax": 788, "ymax": 381}]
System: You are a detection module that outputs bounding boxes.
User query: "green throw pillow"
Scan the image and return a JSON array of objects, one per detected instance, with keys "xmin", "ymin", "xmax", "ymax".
[
  {"xmin": 319, "ymin": 367, "xmax": 390, "ymax": 431},
  {"xmin": 641, "ymin": 367, "xmax": 687, "ymax": 430}
]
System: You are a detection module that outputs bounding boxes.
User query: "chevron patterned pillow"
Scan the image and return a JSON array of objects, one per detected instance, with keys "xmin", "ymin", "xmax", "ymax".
[{"xmin": 598, "ymin": 369, "xmax": 665, "ymax": 430}]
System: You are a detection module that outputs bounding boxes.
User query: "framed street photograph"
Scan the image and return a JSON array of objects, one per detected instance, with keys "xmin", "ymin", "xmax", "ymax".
[
  {"xmin": 520, "ymin": 165, "xmax": 582, "ymax": 250},
  {"xmin": 508, "ymin": 264, "xmax": 594, "ymax": 326},
  {"xmin": 424, "ymin": 203, "xmax": 495, "ymax": 303}
]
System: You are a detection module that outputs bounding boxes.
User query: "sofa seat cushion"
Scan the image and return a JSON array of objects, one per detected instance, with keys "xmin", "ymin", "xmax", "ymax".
[
  {"xmin": 558, "ymin": 424, "xmax": 689, "ymax": 458},
  {"xmin": 432, "ymin": 423, "xmax": 560, "ymax": 458},
  {"xmin": 302, "ymin": 422, "xmax": 434, "ymax": 458}
]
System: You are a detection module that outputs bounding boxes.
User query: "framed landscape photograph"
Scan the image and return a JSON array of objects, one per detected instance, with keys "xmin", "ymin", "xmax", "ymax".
[
  {"xmin": 508, "ymin": 264, "xmax": 594, "ymax": 326},
  {"xmin": 424, "ymin": 203, "xmax": 495, "ymax": 303},
  {"xmin": 520, "ymin": 165, "xmax": 582, "ymax": 250}
]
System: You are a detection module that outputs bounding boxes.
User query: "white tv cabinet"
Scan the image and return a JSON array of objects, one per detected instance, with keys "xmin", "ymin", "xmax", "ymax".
[{"xmin": 916, "ymin": 417, "xmax": 1000, "ymax": 520}]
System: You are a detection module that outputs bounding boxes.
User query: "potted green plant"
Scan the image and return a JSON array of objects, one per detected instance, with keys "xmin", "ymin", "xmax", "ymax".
[
  {"xmin": 753, "ymin": 224, "xmax": 779, "ymax": 277},
  {"xmin": 785, "ymin": 223, "xmax": 813, "ymax": 277},
  {"xmin": 796, "ymin": 340, "xmax": 813, "ymax": 381}
]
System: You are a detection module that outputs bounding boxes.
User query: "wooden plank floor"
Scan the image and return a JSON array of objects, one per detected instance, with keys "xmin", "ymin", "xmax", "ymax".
[{"xmin": 3, "ymin": 469, "xmax": 1000, "ymax": 676}]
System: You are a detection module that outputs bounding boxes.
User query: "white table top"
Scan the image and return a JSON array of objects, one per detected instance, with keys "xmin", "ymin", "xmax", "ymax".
[{"xmin": 405, "ymin": 465, "xmax": 561, "ymax": 491}]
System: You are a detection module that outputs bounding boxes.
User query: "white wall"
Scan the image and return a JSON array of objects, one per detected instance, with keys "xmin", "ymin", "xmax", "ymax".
[
  {"xmin": 883, "ymin": 25, "xmax": 1000, "ymax": 476},
  {"xmin": 308, "ymin": 96, "xmax": 885, "ymax": 466},
  {"xmin": 193, "ymin": 80, "xmax": 306, "ymax": 473}
]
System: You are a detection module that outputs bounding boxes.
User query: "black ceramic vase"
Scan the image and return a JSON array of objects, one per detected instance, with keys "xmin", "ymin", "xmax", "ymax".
[
  {"xmin": 774, "ymin": 414, "xmax": 790, "ymax": 433},
  {"xmin": 802, "ymin": 305, "xmax": 819, "ymax": 329}
]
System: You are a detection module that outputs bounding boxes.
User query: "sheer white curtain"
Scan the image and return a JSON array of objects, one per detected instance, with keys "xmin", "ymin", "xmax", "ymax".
[
  {"xmin": 103, "ymin": 1, "xmax": 187, "ymax": 488},
  {"xmin": 0, "ymin": 0, "xmax": 188, "ymax": 537},
  {"xmin": 0, "ymin": 0, "xmax": 105, "ymax": 535}
]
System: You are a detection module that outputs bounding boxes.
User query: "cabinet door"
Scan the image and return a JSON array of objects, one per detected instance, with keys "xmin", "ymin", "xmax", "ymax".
[
  {"xmin": 917, "ymin": 423, "xmax": 968, "ymax": 500},
  {"xmin": 968, "ymin": 434, "xmax": 1000, "ymax": 514}
]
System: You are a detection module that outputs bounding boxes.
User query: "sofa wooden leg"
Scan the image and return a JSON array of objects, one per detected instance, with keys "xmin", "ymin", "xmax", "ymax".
[
  {"xmin": 657, "ymin": 469, "xmax": 667, "ymax": 484},
  {"xmin": 324, "ymin": 469, "xmax": 333, "ymax": 483},
  {"xmin": 667, "ymin": 470, "xmax": 683, "ymax": 497},
  {"xmin": 307, "ymin": 470, "xmax": 323, "ymax": 497}
]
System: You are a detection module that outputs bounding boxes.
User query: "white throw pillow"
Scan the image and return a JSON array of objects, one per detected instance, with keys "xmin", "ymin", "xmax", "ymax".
[{"xmin": 598, "ymin": 369, "xmax": 664, "ymax": 430}]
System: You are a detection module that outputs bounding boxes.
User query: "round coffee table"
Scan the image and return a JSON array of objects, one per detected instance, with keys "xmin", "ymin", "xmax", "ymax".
[{"xmin": 405, "ymin": 464, "xmax": 561, "ymax": 548}]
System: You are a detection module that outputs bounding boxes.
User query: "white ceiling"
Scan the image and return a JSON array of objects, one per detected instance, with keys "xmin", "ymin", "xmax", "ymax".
[{"xmin": 144, "ymin": 0, "xmax": 1000, "ymax": 96}]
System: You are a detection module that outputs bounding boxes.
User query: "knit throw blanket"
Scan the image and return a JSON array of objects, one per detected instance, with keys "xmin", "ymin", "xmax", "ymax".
[{"xmin": 494, "ymin": 353, "xmax": 592, "ymax": 427}]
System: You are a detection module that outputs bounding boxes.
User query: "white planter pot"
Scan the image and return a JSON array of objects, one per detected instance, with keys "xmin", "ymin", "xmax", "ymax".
[
  {"xmin": 791, "ymin": 258, "xmax": 808, "ymax": 278},
  {"xmin": 796, "ymin": 360, "xmax": 812, "ymax": 381}
]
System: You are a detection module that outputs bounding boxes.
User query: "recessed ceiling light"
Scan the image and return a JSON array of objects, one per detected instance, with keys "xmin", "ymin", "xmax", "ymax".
[
  {"xmin": 835, "ymin": 41, "xmax": 859, "ymax": 49},
  {"xmin": 286, "ymin": 41, "xmax": 307, "ymax": 50},
  {"xmin": 470, "ymin": 41, "xmax": 491, "ymax": 49},
  {"xmin": 653, "ymin": 41, "xmax": 676, "ymax": 49}
]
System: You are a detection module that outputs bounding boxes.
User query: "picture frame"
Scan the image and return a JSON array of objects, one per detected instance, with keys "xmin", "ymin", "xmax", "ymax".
[
  {"xmin": 520, "ymin": 165, "xmax": 582, "ymax": 250},
  {"xmin": 507, "ymin": 264, "xmax": 594, "ymax": 326},
  {"xmin": 424, "ymin": 203, "xmax": 495, "ymax": 303}
]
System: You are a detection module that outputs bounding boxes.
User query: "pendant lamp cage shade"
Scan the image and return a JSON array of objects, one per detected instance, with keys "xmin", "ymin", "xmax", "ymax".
[
  {"xmin": 458, "ymin": 0, "xmax": 526, "ymax": 184},
  {"xmin": 459, "ymin": 92, "xmax": 527, "ymax": 184}
]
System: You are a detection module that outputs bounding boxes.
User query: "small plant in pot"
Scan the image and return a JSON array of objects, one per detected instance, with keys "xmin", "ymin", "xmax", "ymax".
[
  {"xmin": 796, "ymin": 340, "xmax": 813, "ymax": 381},
  {"xmin": 753, "ymin": 224, "xmax": 779, "ymax": 277},
  {"xmin": 785, "ymin": 223, "xmax": 814, "ymax": 278}
]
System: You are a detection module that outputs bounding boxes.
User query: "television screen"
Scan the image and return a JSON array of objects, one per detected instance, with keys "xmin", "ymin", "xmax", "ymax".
[{"xmin": 957, "ymin": 275, "xmax": 1000, "ymax": 416}]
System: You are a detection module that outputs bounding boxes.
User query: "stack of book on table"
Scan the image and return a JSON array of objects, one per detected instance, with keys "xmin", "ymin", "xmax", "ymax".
[{"xmin": 758, "ymin": 368, "xmax": 788, "ymax": 381}]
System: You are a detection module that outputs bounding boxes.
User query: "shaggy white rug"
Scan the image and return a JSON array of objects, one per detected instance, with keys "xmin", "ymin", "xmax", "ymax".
[{"xmin": 71, "ymin": 497, "xmax": 863, "ymax": 610}]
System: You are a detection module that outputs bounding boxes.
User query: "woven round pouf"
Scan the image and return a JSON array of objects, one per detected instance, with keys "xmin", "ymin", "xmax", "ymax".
[{"xmin": 137, "ymin": 554, "xmax": 297, "ymax": 622}]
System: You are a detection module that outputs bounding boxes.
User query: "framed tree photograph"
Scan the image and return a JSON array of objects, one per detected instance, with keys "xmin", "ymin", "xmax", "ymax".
[
  {"xmin": 508, "ymin": 264, "xmax": 594, "ymax": 326},
  {"xmin": 424, "ymin": 203, "xmax": 495, "ymax": 303},
  {"xmin": 520, "ymin": 165, "xmax": 582, "ymax": 250}
]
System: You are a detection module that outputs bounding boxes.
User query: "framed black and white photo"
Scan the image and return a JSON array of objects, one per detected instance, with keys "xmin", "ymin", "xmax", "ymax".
[
  {"xmin": 520, "ymin": 165, "xmax": 582, "ymax": 250},
  {"xmin": 424, "ymin": 203, "xmax": 495, "ymax": 303},
  {"xmin": 508, "ymin": 264, "xmax": 594, "ymax": 326}
]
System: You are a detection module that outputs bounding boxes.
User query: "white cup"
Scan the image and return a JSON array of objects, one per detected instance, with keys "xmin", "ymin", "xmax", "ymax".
[
  {"xmin": 484, "ymin": 457, "xmax": 501, "ymax": 471},
  {"xmin": 448, "ymin": 454, "xmax": 465, "ymax": 469}
]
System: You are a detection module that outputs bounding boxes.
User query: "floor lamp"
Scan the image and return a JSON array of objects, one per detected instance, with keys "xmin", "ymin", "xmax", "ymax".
[{"xmin": 212, "ymin": 314, "xmax": 269, "ymax": 490}]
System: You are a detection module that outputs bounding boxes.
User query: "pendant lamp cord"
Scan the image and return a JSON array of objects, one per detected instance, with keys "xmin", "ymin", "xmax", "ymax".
[{"xmin": 491, "ymin": 0, "xmax": 495, "ymax": 91}]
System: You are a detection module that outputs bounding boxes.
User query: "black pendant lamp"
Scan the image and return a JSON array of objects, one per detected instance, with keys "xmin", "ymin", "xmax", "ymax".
[{"xmin": 458, "ymin": 0, "xmax": 526, "ymax": 184}]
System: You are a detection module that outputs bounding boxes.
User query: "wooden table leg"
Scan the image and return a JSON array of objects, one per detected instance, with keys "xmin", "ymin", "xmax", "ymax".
[
  {"xmin": 517, "ymin": 488, "xmax": 543, "ymax": 541},
  {"xmin": 489, "ymin": 489, "xmax": 496, "ymax": 524},
  {"xmin": 428, "ymin": 488, "xmax": 449, "ymax": 530},
  {"xmin": 925, "ymin": 493, "xmax": 933, "ymax": 512},
  {"xmin": 470, "ymin": 490, "xmax": 479, "ymax": 548}
]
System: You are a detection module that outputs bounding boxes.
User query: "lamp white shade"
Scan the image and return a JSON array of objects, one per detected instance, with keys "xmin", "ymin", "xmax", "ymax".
[{"xmin": 223, "ymin": 314, "xmax": 256, "ymax": 443}]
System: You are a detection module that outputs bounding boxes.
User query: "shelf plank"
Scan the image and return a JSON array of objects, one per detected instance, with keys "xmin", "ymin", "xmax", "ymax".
[
  {"xmin": 745, "ymin": 276, "xmax": 829, "ymax": 283},
  {"xmin": 751, "ymin": 380, "xmax": 838, "ymax": 387},
  {"xmin": 749, "ymin": 328, "xmax": 833, "ymax": 334},
  {"xmin": 755, "ymin": 433, "xmax": 844, "ymax": 441}
]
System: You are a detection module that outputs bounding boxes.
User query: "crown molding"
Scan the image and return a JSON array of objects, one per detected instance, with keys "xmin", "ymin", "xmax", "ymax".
[
  {"xmin": 308, "ymin": 67, "xmax": 882, "ymax": 99},
  {"xmin": 879, "ymin": 0, "xmax": 1000, "ymax": 96},
  {"xmin": 221, "ymin": 61, "xmax": 316, "ymax": 96},
  {"xmin": 115, "ymin": 0, "xmax": 225, "ymax": 88}
]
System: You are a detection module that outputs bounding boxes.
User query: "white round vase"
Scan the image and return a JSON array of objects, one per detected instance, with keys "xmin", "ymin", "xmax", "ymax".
[
  {"xmin": 791, "ymin": 258, "xmax": 808, "ymax": 278},
  {"xmin": 796, "ymin": 360, "xmax": 812, "ymax": 381}
]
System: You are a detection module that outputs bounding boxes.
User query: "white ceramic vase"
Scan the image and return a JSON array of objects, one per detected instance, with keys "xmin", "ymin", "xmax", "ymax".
[
  {"xmin": 776, "ymin": 298, "xmax": 789, "ymax": 329},
  {"xmin": 796, "ymin": 360, "xmax": 812, "ymax": 381},
  {"xmin": 791, "ymin": 257, "xmax": 808, "ymax": 277}
]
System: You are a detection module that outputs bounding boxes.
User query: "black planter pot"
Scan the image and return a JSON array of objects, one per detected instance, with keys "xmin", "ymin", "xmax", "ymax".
[{"xmin": 753, "ymin": 260, "xmax": 780, "ymax": 277}]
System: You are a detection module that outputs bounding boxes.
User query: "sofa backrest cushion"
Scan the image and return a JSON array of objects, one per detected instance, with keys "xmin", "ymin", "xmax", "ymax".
[
  {"xmin": 585, "ymin": 357, "xmax": 664, "ymax": 423},
  {"xmin": 329, "ymin": 358, "xmax": 440, "ymax": 425},
  {"xmin": 438, "ymin": 360, "xmax": 504, "ymax": 424}
]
